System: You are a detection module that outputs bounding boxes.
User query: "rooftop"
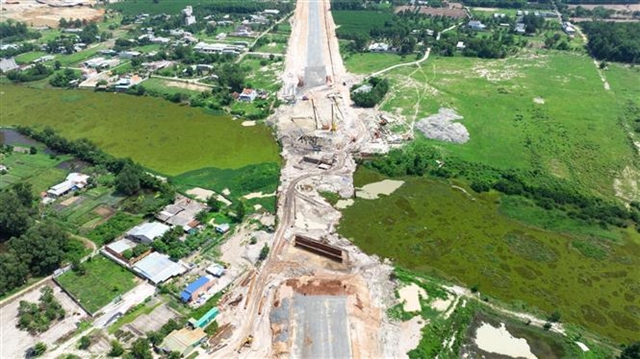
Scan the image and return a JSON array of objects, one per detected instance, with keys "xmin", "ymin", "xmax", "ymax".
[
  {"xmin": 161, "ymin": 327, "xmax": 207, "ymax": 355},
  {"xmin": 133, "ymin": 252, "xmax": 186, "ymax": 284}
]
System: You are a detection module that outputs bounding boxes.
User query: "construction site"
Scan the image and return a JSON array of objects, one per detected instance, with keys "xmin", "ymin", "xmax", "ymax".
[{"xmin": 202, "ymin": 0, "xmax": 410, "ymax": 357}]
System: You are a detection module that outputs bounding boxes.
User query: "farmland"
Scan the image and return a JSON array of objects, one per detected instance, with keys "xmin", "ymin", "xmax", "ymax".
[
  {"xmin": 380, "ymin": 52, "xmax": 640, "ymax": 198},
  {"xmin": 338, "ymin": 169, "xmax": 640, "ymax": 343},
  {"xmin": 0, "ymin": 148, "xmax": 69, "ymax": 192},
  {"xmin": 56, "ymin": 254, "xmax": 138, "ymax": 314},
  {"xmin": 1, "ymin": 86, "xmax": 280, "ymax": 177}
]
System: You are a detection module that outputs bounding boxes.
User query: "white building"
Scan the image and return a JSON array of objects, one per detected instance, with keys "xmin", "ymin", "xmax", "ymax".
[
  {"xmin": 47, "ymin": 173, "xmax": 90, "ymax": 198},
  {"xmin": 368, "ymin": 43, "xmax": 390, "ymax": 52},
  {"xmin": 183, "ymin": 6, "xmax": 196, "ymax": 26},
  {"xmin": 133, "ymin": 252, "xmax": 186, "ymax": 284},
  {"xmin": 126, "ymin": 222, "xmax": 171, "ymax": 243}
]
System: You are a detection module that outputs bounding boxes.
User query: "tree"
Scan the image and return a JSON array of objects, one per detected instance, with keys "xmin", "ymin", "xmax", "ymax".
[
  {"xmin": 207, "ymin": 196, "xmax": 222, "ymax": 212},
  {"xmin": 620, "ymin": 342, "xmax": 640, "ymax": 359},
  {"xmin": 9, "ymin": 222, "xmax": 70, "ymax": 276},
  {"xmin": 259, "ymin": 243, "xmax": 270, "ymax": 261},
  {"xmin": 108, "ymin": 340, "xmax": 124, "ymax": 357},
  {"xmin": 128, "ymin": 338, "xmax": 152, "ymax": 359},
  {"xmin": 234, "ymin": 201, "xmax": 246, "ymax": 223},
  {"xmin": 543, "ymin": 322, "xmax": 552, "ymax": 331},
  {"xmin": 33, "ymin": 342, "xmax": 47, "ymax": 357},
  {"xmin": 29, "ymin": 146, "xmax": 37, "ymax": 154},
  {"xmin": 71, "ymin": 258, "xmax": 86, "ymax": 275},
  {"xmin": 79, "ymin": 335, "xmax": 91, "ymax": 350},
  {"xmin": 548, "ymin": 310, "xmax": 561, "ymax": 323},
  {"xmin": 115, "ymin": 163, "xmax": 141, "ymax": 195},
  {"xmin": 0, "ymin": 188, "xmax": 33, "ymax": 238}
]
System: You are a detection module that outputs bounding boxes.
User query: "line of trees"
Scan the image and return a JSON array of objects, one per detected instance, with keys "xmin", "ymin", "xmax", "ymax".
[
  {"xmin": 581, "ymin": 21, "xmax": 640, "ymax": 63},
  {"xmin": 363, "ymin": 141, "xmax": 640, "ymax": 229}
]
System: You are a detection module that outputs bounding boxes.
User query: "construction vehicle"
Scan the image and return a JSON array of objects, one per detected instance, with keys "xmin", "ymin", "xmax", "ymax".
[{"xmin": 237, "ymin": 335, "xmax": 254, "ymax": 353}]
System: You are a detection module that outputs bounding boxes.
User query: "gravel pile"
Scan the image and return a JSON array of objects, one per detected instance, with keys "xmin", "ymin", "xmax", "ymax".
[{"xmin": 415, "ymin": 108, "xmax": 469, "ymax": 144}]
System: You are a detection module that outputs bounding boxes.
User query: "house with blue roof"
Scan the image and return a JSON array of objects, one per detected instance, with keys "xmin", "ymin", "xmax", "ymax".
[{"xmin": 180, "ymin": 276, "xmax": 214, "ymax": 302}]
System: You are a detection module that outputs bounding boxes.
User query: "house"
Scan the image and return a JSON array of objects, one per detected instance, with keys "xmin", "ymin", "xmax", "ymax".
[
  {"xmin": 206, "ymin": 264, "xmax": 225, "ymax": 277},
  {"xmin": 230, "ymin": 25, "xmax": 254, "ymax": 37},
  {"xmin": 119, "ymin": 51, "xmax": 141, "ymax": 59},
  {"xmin": 196, "ymin": 64, "xmax": 214, "ymax": 72},
  {"xmin": 127, "ymin": 222, "xmax": 170, "ymax": 243},
  {"xmin": 103, "ymin": 238, "xmax": 138, "ymax": 263},
  {"xmin": 182, "ymin": 6, "xmax": 197, "ymax": 26},
  {"xmin": 368, "ymin": 42, "xmax": 390, "ymax": 52},
  {"xmin": 0, "ymin": 164, "xmax": 8, "ymax": 172},
  {"xmin": 215, "ymin": 223, "xmax": 230, "ymax": 234},
  {"xmin": 47, "ymin": 173, "xmax": 90, "ymax": 198},
  {"xmin": 515, "ymin": 23, "xmax": 526, "ymax": 34},
  {"xmin": 563, "ymin": 22, "xmax": 576, "ymax": 36},
  {"xmin": 468, "ymin": 20, "xmax": 486, "ymax": 31},
  {"xmin": 353, "ymin": 84, "xmax": 373, "ymax": 94},
  {"xmin": 99, "ymin": 49, "xmax": 117, "ymax": 56},
  {"xmin": 156, "ymin": 195, "xmax": 206, "ymax": 232},
  {"xmin": 0, "ymin": 57, "xmax": 19, "ymax": 73},
  {"xmin": 493, "ymin": 13, "xmax": 506, "ymax": 18},
  {"xmin": 0, "ymin": 44, "xmax": 20, "ymax": 51},
  {"xmin": 132, "ymin": 252, "xmax": 186, "ymax": 284},
  {"xmin": 239, "ymin": 88, "xmax": 258, "ymax": 102},
  {"xmin": 160, "ymin": 327, "xmax": 207, "ymax": 357},
  {"xmin": 180, "ymin": 275, "xmax": 215, "ymax": 302},
  {"xmin": 264, "ymin": 9, "xmax": 280, "ymax": 15},
  {"xmin": 150, "ymin": 36, "xmax": 171, "ymax": 44},
  {"xmin": 216, "ymin": 32, "xmax": 227, "ymax": 41},
  {"xmin": 189, "ymin": 307, "xmax": 219, "ymax": 328},
  {"xmin": 456, "ymin": 41, "xmax": 466, "ymax": 50}
]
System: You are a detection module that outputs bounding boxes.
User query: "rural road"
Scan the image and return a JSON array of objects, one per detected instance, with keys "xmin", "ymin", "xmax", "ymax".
[{"xmin": 369, "ymin": 22, "xmax": 461, "ymax": 78}]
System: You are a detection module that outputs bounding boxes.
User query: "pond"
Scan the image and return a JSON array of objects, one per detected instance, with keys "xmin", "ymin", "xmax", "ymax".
[{"xmin": 0, "ymin": 128, "xmax": 54, "ymax": 155}]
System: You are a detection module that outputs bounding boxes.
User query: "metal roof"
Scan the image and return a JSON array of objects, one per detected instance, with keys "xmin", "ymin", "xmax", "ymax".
[
  {"xmin": 127, "ymin": 222, "xmax": 170, "ymax": 241},
  {"xmin": 180, "ymin": 276, "xmax": 210, "ymax": 301},
  {"xmin": 195, "ymin": 307, "xmax": 219, "ymax": 328},
  {"xmin": 106, "ymin": 239, "xmax": 135, "ymax": 254},
  {"xmin": 133, "ymin": 252, "xmax": 185, "ymax": 284}
]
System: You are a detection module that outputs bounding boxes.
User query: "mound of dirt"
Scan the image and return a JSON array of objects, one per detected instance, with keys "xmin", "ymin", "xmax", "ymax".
[{"xmin": 415, "ymin": 108, "xmax": 469, "ymax": 144}]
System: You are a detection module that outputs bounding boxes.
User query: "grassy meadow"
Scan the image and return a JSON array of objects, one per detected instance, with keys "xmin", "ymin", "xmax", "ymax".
[
  {"xmin": 344, "ymin": 52, "xmax": 415, "ymax": 74},
  {"xmin": 0, "ymin": 150, "xmax": 69, "ymax": 192},
  {"xmin": 56, "ymin": 255, "xmax": 138, "ymax": 314},
  {"xmin": 381, "ymin": 51, "xmax": 640, "ymax": 199},
  {"xmin": 0, "ymin": 86, "xmax": 280, "ymax": 177},
  {"xmin": 339, "ymin": 169, "xmax": 640, "ymax": 343}
]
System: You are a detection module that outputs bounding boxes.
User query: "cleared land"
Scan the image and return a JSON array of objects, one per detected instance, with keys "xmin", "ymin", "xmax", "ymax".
[
  {"xmin": 0, "ymin": 86, "xmax": 280, "ymax": 176},
  {"xmin": 0, "ymin": 282, "xmax": 88, "ymax": 359},
  {"xmin": 339, "ymin": 170, "xmax": 640, "ymax": 343},
  {"xmin": 381, "ymin": 52, "xmax": 640, "ymax": 198},
  {"xmin": 56, "ymin": 255, "xmax": 138, "ymax": 314}
]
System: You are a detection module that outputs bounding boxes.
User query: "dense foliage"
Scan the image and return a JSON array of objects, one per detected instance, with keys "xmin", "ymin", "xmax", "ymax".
[
  {"xmin": 351, "ymin": 77, "xmax": 389, "ymax": 107},
  {"xmin": 363, "ymin": 142, "xmax": 639, "ymax": 229},
  {"xmin": 461, "ymin": 0, "xmax": 532, "ymax": 8},
  {"xmin": 146, "ymin": 318, "xmax": 184, "ymax": 345},
  {"xmin": 151, "ymin": 226, "xmax": 207, "ymax": 260},
  {"xmin": 17, "ymin": 286, "xmax": 66, "ymax": 334},
  {"xmin": 6, "ymin": 64, "xmax": 52, "ymax": 83},
  {"xmin": 581, "ymin": 21, "xmax": 640, "ymax": 63},
  {"xmin": 87, "ymin": 212, "xmax": 142, "ymax": 246},
  {"xmin": 0, "ymin": 20, "xmax": 41, "ymax": 42},
  {"xmin": 49, "ymin": 69, "xmax": 82, "ymax": 88}
]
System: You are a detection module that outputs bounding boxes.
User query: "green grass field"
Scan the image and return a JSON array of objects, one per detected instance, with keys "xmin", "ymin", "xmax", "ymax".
[
  {"xmin": 14, "ymin": 52, "xmax": 49, "ymax": 65},
  {"xmin": 339, "ymin": 169, "xmax": 640, "ymax": 343},
  {"xmin": 332, "ymin": 10, "xmax": 393, "ymax": 37},
  {"xmin": 241, "ymin": 56, "xmax": 283, "ymax": 92},
  {"xmin": 56, "ymin": 255, "xmax": 138, "ymax": 314},
  {"xmin": 1, "ymin": 86, "xmax": 280, "ymax": 176},
  {"xmin": 381, "ymin": 51, "xmax": 640, "ymax": 199},
  {"xmin": 108, "ymin": 0, "xmax": 219, "ymax": 15},
  {"xmin": 0, "ymin": 150, "xmax": 69, "ymax": 192},
  {"xmin": 344, "ymin": 52, "xmax": 415, "ymax": 74}
]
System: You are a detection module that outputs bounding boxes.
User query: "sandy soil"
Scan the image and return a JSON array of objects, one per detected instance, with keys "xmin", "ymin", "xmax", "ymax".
[
  {"xmin": 1, "ymin": 1, "xmax": 103, "ymax": 28},
  {"xmin": 399, "ymin": 316, "xmax": 426, "ymax": 356},
  {"xmin": 164, "ymin": 80, "xmax": 212, "ymax": 93},
  {"xmin": 431, "ymin": 297, "xmax": 453, "ymax": 312},
  {"xmin": 567, "ymin": 3, "xmax": 640, "ymax": 10},
  {"xmin": 398, "ymin": 283, "xmax": 427, "ymax": 312},
  {"xmin": 243, "ymin": 191, "xmax": 275, "ymax": 200},
  {"xmin": 356, "ymin": 179, "xmax": 404, "ymax": 199},
  {"xmin": 241, "ymin": 120, "xmax": 256, "ymax": 127},
  {"xmin": 0, "ymin": 281, "xmax": 88, "ymax": 359},
  {"xmin": 335, "ymin": 198, "xmax": 354, "ymax": 209},
  {"xmin": 186, "ymin": 187, "xmax": 232, "ymax": 206},
  {"xmin": 474, "ymin": 322, "xmax": 536, "ymax": 359}
]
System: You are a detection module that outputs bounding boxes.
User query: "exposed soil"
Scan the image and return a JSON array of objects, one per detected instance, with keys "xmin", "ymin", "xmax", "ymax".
[{"xmin": 1, "ymin": 0, "xmax": 104, "ymax": 28}]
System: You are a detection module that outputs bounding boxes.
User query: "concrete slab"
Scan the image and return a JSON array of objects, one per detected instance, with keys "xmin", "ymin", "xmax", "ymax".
[{"xmin": 290, "ymin": 294, "xmax": 351, "ymax": 358}]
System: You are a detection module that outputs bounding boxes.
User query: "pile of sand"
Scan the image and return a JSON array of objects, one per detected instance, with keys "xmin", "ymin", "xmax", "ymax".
[{"xmin": 415, "ymin": 108, "xmax": 469, "ymax": 144}]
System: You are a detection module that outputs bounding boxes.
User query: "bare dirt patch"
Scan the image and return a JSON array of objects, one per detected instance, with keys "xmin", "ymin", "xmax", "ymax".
[
  {"xmin": 94, "ymin": 205, "xmax": 115, "ymax": 219},
  {"xmin": 1, "ymin": 0, "xmax": 104, "ymax": 28},
  {"xmin": 398, "ymin": 283, "xmax": 427, "ymax": 312},
  {"xmin": 356, "ymin": 179, "xmax": 405, "ymax": 199},
  {"xmin": 163, "ymin": 80, "xmax": 211, "ymax": 93},
  {"xmin": 415, "ymin": 108, "xmax": 469, "ymax": 144},
  {"xmin": 534, "ymin": 97, "xmax": 545, "ymax": 104}
]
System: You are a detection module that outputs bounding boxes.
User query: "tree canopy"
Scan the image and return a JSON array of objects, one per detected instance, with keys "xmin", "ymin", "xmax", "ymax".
[{"xmin": 581, "ymin": 21, "xmax": 640, "ymax": 63}]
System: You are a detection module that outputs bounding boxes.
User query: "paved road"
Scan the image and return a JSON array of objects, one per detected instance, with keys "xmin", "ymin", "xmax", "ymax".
[{"xmin": 291, "ymin": 295, "xmax": 350, "ymax": 358}]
